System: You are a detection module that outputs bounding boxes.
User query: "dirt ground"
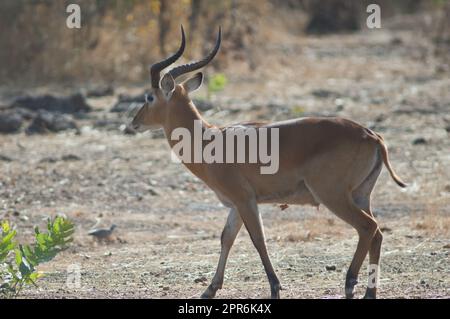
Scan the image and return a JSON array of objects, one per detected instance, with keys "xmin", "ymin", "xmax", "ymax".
[{"xmin": 0, "ymin": 23, "xmax": 449, "ymax": 299}]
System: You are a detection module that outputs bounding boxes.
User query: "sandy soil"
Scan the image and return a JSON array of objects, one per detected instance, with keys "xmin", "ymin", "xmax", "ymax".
[{"xmin": 0, "ymin": 25, "xmax": 449, "ymax": 299}]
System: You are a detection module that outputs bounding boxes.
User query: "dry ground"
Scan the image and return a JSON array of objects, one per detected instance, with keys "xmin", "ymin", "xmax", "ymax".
[{"xmin": 0, "ymin": 23, "xmax": 449, "ymax": 299}]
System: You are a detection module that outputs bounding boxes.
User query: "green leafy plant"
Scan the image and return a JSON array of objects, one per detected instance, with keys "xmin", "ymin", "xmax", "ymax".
[
  {"xmin": 291, "ymin": 105, "xmax": 305, "ymax": 116},
  {"xmin": 0, "ymin": 216, "xmax": 74, "ymax": 298},
  {"xmin": 207, "ymin": 73, "xmax": 228, "ymax": 99}
]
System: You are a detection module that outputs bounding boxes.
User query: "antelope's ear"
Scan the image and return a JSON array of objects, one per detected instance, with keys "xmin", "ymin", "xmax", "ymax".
[
  {"xmin": 182, "ymin": 72, "xmax": 203, "ymax": 93},
  {"xmin": 160, "ymin": 73, "xmax": 175, "ymax": 100}
]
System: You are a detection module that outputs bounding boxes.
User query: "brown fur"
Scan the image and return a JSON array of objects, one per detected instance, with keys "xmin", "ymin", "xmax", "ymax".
[{"xmin": 132, "ymin": 78, "xmax": 406, "ymax": 299}]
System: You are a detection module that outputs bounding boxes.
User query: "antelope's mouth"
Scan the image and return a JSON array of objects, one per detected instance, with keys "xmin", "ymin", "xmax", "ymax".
[{"xmin": 127, "ymin": 103, "xmax": 145, "ymax": 131}]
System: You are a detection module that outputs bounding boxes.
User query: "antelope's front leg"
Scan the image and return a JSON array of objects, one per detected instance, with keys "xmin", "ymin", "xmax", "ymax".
[{"xmin": 201, "ymin": 208, "xmax": 243, "ymax": 299}]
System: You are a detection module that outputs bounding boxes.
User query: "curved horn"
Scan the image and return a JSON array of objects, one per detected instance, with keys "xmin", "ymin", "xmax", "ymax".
[
  {"xmin": 168, "ymin": 27, "xmax": 221, "ymax": 80},
  {"xmin": 150, "ymin": 25, "xmax": 186, "ymax": 88}
]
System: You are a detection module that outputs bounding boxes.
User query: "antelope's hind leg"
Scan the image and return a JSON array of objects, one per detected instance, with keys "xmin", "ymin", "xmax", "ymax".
[
  {"xmin": 352, "ymin": 156, "xmax": 383, "ymax": 299},
  {"xmin": 305, "ymin": 177, "xmax": 378, "ymax": 299},
  {"xmin": 330, "ymin": 198, "xmax": 378, "ymax": 299}
]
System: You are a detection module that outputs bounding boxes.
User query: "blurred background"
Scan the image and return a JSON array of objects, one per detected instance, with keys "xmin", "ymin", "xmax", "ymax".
[
  {"xmin": 0, "ymin": 0, "xmax": 449, "ymax": 299},
  {"xmin": 0, "ymin": 0, "xmax": 448, "ymax": 85}
]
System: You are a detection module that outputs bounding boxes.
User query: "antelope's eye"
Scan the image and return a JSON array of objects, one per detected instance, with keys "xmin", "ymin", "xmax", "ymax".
[{"xmin": 145, "ymin": 94, "xmax": 154, "ymax": 103}]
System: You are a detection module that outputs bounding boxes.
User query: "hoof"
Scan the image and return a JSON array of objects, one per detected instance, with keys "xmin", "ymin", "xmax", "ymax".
[
  {"xmin": 270, "ymin": 283, "xmax": 281, "ymax": 299},
  {"xmin": 345, "ymin": 278, "xmax": 358, "ymax": 299},
  {"xmin": 345, "ymin": 288, "xmax": 354, "ymax": 299},
  {"xmin": 201, "ymin": 285, "xmax": 218, "ymax": 299},
  {"xmin": 363, "ymin": 288, "xmax": 377, "ymax": 299},
  {"xmin": 270, "ymin": 292, "xmax": 280, "ymax": 299}
]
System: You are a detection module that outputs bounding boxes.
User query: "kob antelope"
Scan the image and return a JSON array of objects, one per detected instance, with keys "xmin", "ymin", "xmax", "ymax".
[{"xmin": 131, "ymin": 26, "xmax": 406, "ymax": 299}]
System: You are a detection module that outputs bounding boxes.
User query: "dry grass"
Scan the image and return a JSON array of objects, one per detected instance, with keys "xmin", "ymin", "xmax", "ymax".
[
  {"xmin": 270, "ymin": 209, "xmax": 349, "ymax": 243},
  {"xmin": 411, "ymin": 203, "xmax": 450, "ymax": 237}
]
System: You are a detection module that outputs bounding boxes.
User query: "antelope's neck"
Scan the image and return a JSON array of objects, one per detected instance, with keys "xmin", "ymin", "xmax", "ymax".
[
  {"xmin": 163, "ymin": 99, "xmax": 210, "ymax": 149},
  {"xmin": 163, "ymin": 99, "xmax": 212, "ymax": 179}
]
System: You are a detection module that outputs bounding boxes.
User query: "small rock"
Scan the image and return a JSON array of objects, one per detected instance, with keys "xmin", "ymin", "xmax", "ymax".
[
  {"xmin": 194, "ymin": 276, "xmax": 208, "ymax": 284},
  {"xmin": 0, "ymin": 111, "xmax": 23, "ymax": 133},
  {"xmin": 0, "ymin": 155, "xmax": 13, "ymax": 162},
  {"xmin": 325, "ymin": 265, "xmax": 336, "ymax": 271},
  {"xmin": 311, "ymin": 89, "xmax": 340, "ymax": 99},
  {"xmin": 12, "ymin": 93, "xmax": 91, "ymax": 114},
  {"xmin": 370, "ymin": 97, "xmax": 387, "ymax": 105},
  {"xmin": 117, "ymin": 237, "xmax": 127, "ymax": 244},
  {"xmin": 162, "ymin": 286, "xmax": 170, "ymax": 291},
  {"xmin": 412, "ymin": 137, "xmax": 427, "ymax": 145},
  {"xmin": 390, "ymin": 37, "xmax": 403, "ymax": 45},
  {"xmin": 26, "ymin": 111, "xmax": 79, "ymax": 135},
  {"xmin": 147, "ymin": 187, "xmax": 159, "ymax": 196},
  {"xmin": 39, "ymin": 157, "xmax": 58, "ymax": 163},
  {"xmin": 375, "ymin": 114, "xmax": 386, "ymax": 123},
  {"xmin": 61, "ymin": 154, "xmax": 81, "ymax": 161}
]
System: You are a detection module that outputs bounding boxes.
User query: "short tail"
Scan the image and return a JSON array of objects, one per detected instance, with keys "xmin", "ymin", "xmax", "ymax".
[{"xmin": 376, "ymin": 135, "xmax": 407, "ymax": 188}]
